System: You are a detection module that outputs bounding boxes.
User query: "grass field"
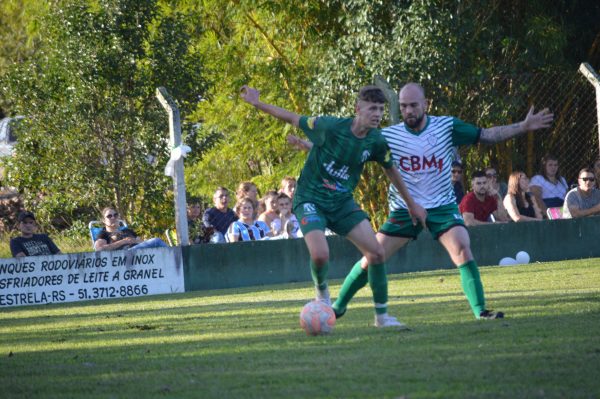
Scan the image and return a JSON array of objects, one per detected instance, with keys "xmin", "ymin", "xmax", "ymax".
[{"xmin": 1, "ymin": 258, "xmax": 599, "ymax": 399}]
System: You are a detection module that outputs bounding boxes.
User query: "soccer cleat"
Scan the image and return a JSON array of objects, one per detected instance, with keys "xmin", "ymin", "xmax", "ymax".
[
  {"xmin": 332, "ymin": 305, "xmax": 346, "ymax": 319},
  {"xmin": 479, "ymin": 309, "xmax": 504, "ymax": 320},
  {"xmin": 315, "ymin": 286, "xmax": 331, "ymax": 306},
  {"xmin": 374, "ymin": 313, "xmax": 409, "ymax": 329}
]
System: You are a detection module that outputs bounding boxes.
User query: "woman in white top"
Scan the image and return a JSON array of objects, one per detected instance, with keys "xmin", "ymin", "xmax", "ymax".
[{"xmin": 529, "ymin": 154, "xmax": 569, "ymax": 216}]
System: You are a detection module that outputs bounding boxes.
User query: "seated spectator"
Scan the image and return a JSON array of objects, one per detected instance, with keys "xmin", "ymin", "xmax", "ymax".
[
  {"xmin": 562, "ymin": 168, "xmax": 600, "ymax": 218},
  {"xmin": 277, "ymin": 193, "xmax": 301, "ymax": 238},
  {"xmin": 258, "ymin": 190, "xmax": 281, "ymax": 236},
  {"xmin": 226, "ymin": 197, "xmax": 270, "ymax": 242},
  {"xmin": 459, "ymin": 171, "xmax": 508, "ymax": 226},
  {"xmin": 187, "ymin": 199, "xmax": 214, "ymax": 244},
  {"xmin": 236, "ymin": 181, "xmax": 258, "ymax": 202},
  {"xmin": 94, "ymin": 207, "xmax": 167, "ymax": 251},
  {"xmin": 10, "ymin": 211, "xmax": 61, "ymax": 257},
  {"xmin": 530, "ymin": 154, "xmax": 569, "ymax": 216},
  {"xmin": 593, "ymin": 157, "xmax": 600, "ymax": 183},
  {"xmin": 504, "ymin": 172, "xmax": 543, "ymax": 222},
  {"xmin": 279, "ymin": 176, "xmax": 297, "ymax": 200},
  {"xmin": 451, "ymin": 161, "xmax": 465, "ymax": 204},
  {"xmin": 202, "ymin": 187, "xmax": 238, "ymax": 241},
  {"xmin": 485, "ymin": 166, "xmax": 508, "ymax": 199},
  {"xmin": 485, "ymin": 166, "xmax": 510, "ymax": 221}
]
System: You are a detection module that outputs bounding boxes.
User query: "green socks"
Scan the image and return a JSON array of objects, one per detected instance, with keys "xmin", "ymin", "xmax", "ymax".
[
  {"xmin": 368, "ymin": 263, "xmax": 388, "ymax": 315},
  {"xmin": 332, "ymin": 261, "xmax": 368, "ymax": 313},
  {"xmin": 458, "ymin": 260, "xmax": 485, "ymax": 317},
  {"xmin": 310, "ymin": 260, "xmax": 329, "ymax": 290}
]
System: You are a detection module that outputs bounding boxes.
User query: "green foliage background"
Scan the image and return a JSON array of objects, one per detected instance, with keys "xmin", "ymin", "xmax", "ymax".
[{"xmin": 0, "ymin": 0, "xmax": 598, "ymax": 234}]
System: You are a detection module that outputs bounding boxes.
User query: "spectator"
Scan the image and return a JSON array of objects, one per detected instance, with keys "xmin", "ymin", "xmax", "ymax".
[
  {"xmin": 562, "ymin": 168, "xmax": 600, "ymax": 218},
  {"xmin": 10, "ymin": 211, "xmax": 61, "ymax": 257},
  {"xmin": 202, "ymin": 187, "xmax": 238, "ymax": 241},
  {"xmin": 530, "ymin": 154, "xmax": 569, "ymax": 215},
  {"xmin": 459, "ymin": 171, "xmax": 508, "ymax": 226},
  {"xmin": 279, "ymin": 176, "xmax": 297, "ymax": 200},
  {"xmin": 485, "ymin": 166, "xmax": 508, "ymax": 199},
  {"xmin": 276, "ymin": 192, "xmax": 301, "ymax": 238},
  {"xmin": 236, "ymin": 181, "xmax": 258, "ymax": 202},
  {"xmin": 226, "ymin": 197, "xmax": 270, "ymax": 242},
  {"xmin": 504, "ymin": 172, "xmax": 543, "ymax": 222},
  {"xmin": 258, "ymin": 190, "xmax": 281, "ymax": 236},
  {"xmin": 592, "ymin": 157, "xmax": 600, "ymax": 183},
  {"xmin": 451, "ymin": 161, "xmax": 465, "ymax": 204},
  {"xmin": 485, "ymin": 166, "xmax": 510, "ymax": 221},
  {"xmin": 187, "ymin": 199, "xmax": 214, "ymax": 244},
  {"xmin": 94, "ymin": 207, "xmax": 167, "ymax": 251}
]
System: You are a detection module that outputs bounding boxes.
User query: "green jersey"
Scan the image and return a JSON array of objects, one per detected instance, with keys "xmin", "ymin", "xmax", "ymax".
[{"xmin": 294, "ymin": 115, "xmax": 394, "ymax": 209}]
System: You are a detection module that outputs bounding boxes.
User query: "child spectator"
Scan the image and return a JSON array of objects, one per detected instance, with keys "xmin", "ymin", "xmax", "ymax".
[
  {"xmin": 504, "ymin": 172, "xmax": 543, "ymax": 222},
  {"xmin": 277, "ymin": 193, "xmax": 301, "ymax": 238},
  {"xmin": 10, "ymin": 211, "xmax": 61, "ymax": 257},
  {"xmin": 258, "ymin": 190, "xmax": 281, "ymax": 236},
  {"xmin": 227, "ymin": 197, "xmax": 270, "ymax": 242},
  {"xmin": 279, "ymin": 176, "xmax": 297, "ymax": 200}
]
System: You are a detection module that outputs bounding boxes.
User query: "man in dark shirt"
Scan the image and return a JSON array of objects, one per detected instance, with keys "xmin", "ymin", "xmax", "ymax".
[
  {"xmin": 202, "ymin": 187, "xmax": 237, "ymax": 239},
  {"xmin": 10, "ymin": 211, "xmax": 61, "ymax": 257}
]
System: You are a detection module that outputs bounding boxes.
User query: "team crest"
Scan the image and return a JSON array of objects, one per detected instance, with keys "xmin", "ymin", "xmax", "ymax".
[
  {"xmin": 427, "ymin": 134, "xmax": 437, "ymax": 146},
  {"xmin": 307, "ymin": 117, "xmax": 317, "ymax": 130}
]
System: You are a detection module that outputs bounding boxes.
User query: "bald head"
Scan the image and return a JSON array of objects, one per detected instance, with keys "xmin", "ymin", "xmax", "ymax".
[{"xmin": 398, "ymin": 83, "xmax": 428, "ymax": 130}]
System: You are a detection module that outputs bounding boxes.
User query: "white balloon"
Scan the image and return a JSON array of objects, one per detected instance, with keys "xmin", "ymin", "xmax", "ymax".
[
  {"xmin": 515, "ymin": 251, "xmax": 530, "ymax": 264},
  {"xmin": 499, "ymin": 257, "xmax": 518, "ymax": 266}
]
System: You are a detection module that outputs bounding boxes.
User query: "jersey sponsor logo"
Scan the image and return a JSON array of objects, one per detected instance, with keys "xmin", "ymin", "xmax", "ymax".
[
  {"xmin": 307, "ymin": 117, "xmax": 317, "ymax": 130},
  {"xmin": 398, "ymin": 154, "xmax": 443, "ymax": 173},
  {"xmin": 322, "ymin": 179, "xmax": 349, "ymax": 192},
  {"xmin": 301, "ymin": 215, "xmax": 321, "ymax": 225},
  {"xmin": 323, "ymin": 160, "xmax": 350, "ymax": 180},
  {"xmin": 361, "ymin": 150, "xmax": 371, "ymax": 163},
  {"xmin": 303, "ymin": 203, "xmax": 317, "ymax": 214}
]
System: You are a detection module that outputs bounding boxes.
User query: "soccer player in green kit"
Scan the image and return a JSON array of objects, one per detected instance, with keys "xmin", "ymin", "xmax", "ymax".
[
  {"xmin": 240, "ymin": 84, "xmax": 427, "ymax": 327},
  {"xmin": 333, "ymin": 82, "xmax": 554, "ymax": 322}
]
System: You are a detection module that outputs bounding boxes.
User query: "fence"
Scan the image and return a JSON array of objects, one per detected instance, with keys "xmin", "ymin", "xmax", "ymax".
[{"xmin": 448, "ymin": 65, "xmax": 599, "ymax": 185}]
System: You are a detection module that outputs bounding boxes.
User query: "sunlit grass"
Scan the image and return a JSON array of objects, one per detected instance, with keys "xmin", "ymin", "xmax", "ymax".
[{"xmin": 1, "ymin": 259, "xmax": 599, "ymax": 398}]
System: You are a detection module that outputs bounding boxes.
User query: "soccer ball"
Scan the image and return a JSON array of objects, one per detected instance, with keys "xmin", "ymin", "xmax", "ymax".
[{"xmin": 299, "ymin": 300, "xmax": 336, "ymax": 336}]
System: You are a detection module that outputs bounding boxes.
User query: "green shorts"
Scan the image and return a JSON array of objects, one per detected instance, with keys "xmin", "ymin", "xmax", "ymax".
[
  {"xmin": 294, "ymin": 199, "xmax": 369, "ymax": 237},
  {"xmin": 379, "ymin": 203, "xmax": 464, "ymax": 240}
]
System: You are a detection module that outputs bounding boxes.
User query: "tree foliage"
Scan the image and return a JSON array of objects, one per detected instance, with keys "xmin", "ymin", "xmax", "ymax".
[{"xmin": 1, "ymin": 0, "xmax": 205, "ymax": 233}]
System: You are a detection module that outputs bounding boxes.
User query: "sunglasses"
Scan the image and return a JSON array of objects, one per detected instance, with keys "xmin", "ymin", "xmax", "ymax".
[
  {"xmin": 105, "ymin": 213, "xmax": 119, "ymax": 219},
  {"xmin": 580, "ymin": 177, "xmax": 595, "ymax": 182},
  {"xmin": 451, "ymin": 170, "xmax": 462, "ymax": 174}
]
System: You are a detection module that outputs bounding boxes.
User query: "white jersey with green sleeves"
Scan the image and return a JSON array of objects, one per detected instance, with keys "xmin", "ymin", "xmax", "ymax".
[
  {"xmin": 382, "ymin": 115, "xmax": 481, "ymax": 210},
  {"xmin": 295, "ymin": 115, "xmax": 394, "ymax": 209}
]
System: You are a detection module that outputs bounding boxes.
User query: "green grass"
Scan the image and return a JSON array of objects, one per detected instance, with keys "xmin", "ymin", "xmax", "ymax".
[{"xmin": 1, "ymin": 259, "xmax": 599, "ymax": 398}]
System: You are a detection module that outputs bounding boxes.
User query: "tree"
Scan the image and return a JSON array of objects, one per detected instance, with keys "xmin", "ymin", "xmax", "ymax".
[{"xmin": 1, "ymin": 0, "xmax": 206, "ymax": 233}]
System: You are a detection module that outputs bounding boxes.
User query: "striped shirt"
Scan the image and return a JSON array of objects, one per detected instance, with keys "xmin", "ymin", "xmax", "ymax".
[
  {"xmin": 382, "ymin": 115, "xmax": 480, "ymax": 210},
  {"xmin": 227, "ymin": 220, "xmax": 270, "ymax": 242}
]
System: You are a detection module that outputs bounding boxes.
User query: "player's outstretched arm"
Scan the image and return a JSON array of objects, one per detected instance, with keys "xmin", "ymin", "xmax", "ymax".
[
  {"xmin": 240, "ymin": 85, "xmax": 300, "ymax": 127},
  {"xmin": 479, "ymin": 106, "xmax": 554, "ymax": 144},
  {"xmin": 384, "ymin": 167, "xmax": 427, "ymax": 227}
]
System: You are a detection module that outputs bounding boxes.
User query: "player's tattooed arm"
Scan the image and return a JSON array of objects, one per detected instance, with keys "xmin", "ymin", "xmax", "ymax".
[{"xmin": 479, "ymin": 106, "xmax": 554, "ymax": 144}]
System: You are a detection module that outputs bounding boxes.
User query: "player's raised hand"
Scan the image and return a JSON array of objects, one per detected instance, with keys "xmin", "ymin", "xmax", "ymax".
[
  {"xmin": 240, "ymin": 85, "xmax": 260, "ymax": 105},
  {"xmin": 408, "ymin": 202, "xmax": 427, "ymax": 228},
  {"xmin": 522, "ymin": 106, "xmax": 554, "ymax": 131}
]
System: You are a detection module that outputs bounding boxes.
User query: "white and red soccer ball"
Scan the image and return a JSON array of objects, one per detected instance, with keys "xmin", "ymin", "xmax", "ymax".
[{"xmin": 299, "ymin": 300, "xmax": 336, "ymax": 336}]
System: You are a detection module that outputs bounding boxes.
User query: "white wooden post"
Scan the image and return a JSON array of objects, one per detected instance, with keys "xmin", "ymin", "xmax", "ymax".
[
  {"xmin": 156, "ymin": 86, "xmax": 189, "ymax": 246},
  {"xmin": 579, "ymin": 63, "xmax": 600, "ymax": 155}
]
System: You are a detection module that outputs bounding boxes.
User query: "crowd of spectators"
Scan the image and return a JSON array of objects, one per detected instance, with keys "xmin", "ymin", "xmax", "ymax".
[{"xmin": 8, "ymin": 155, "xmax": 600, "ymax": 258}]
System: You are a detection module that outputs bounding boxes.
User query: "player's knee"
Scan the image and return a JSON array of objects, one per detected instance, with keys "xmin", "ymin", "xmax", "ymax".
[
  {"xmin": 454, "ymin": 244, "xmax": 473, "ymax": 263},
  {"xmin": 311, "ymin": 251, "xmax": 330, "ymax": 267},
  {"xmin": 365, "ymin": 245, "xmax": 385, "ymax": 265}
]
